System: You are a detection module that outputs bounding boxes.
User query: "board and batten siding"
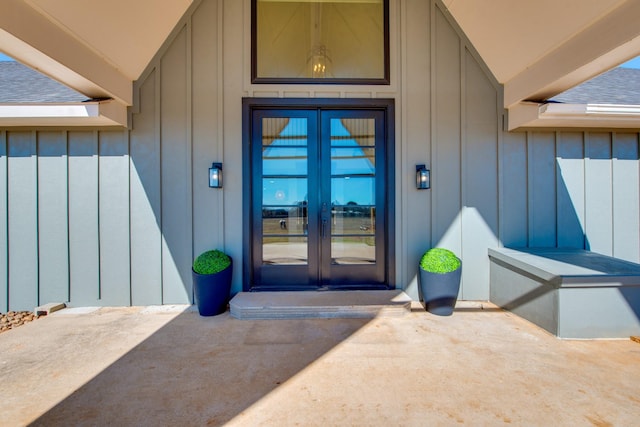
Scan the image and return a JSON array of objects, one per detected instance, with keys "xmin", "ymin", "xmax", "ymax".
[
  {"xmin": 401, "ymin": 1, "xmax": 501, "ymax": 300},
  {"xmin": 0, "ymin": 0, "xmax": 225, "ymax": 311},
  {"xmin": 502, "ymin": 131, "xmax": 640, "ymax": 263},
  {"xmin": 0, "ymin": 0, "xmax": 639, "ymax": 311}
]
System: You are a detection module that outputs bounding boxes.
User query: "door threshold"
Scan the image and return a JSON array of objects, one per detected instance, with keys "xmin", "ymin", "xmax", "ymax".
[{"xmin": 229, "ymin": 290, "xmax": 411, "ymax": 320}]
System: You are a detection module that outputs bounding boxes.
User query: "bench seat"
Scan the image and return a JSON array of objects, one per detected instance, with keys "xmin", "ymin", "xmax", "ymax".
[{"xmin": 489, "ymin": 247, "xmax": 640, "ymax": 339}]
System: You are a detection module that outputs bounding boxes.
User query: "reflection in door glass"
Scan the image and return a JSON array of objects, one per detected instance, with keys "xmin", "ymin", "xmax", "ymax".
[
  {"xmin": 330, "ymin": 118, "xmax": 376, "ymax": 265},
  {"xmin": 332, "ymin": 237, "xmax": 375, "ymax": 264},
  {"xmin": 261, "ymin": 118, "xmax": 309, "ymax": 265}
]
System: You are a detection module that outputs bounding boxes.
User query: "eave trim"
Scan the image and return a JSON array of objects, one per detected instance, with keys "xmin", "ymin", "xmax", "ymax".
[
  {"xmin": 0, "ymin": 99, "xmax": 128, "ymax": 127},
  {"xmin": 508, "ymin": 102, "xmax": 640, "ymax": 131}
]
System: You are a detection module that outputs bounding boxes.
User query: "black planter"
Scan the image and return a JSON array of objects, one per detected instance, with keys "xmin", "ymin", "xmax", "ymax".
[
  {"xmin": 418, "ymin": 264, "xmax": 462, "ymax": 316},
  {"xmin": 192, "ymin": 260, "xmax": 233, "ymax": 316}
]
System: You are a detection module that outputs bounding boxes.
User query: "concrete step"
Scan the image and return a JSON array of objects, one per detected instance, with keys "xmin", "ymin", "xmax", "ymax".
[{"xmin": 229, "ymin": 290, "xmax": 412, "ymax": 320}]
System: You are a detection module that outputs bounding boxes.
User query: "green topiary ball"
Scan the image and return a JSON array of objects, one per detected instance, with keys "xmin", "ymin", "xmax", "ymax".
[
  {"xmin": 420, "ymin": 248, "xmax": 461, "ymax": 274},
  {"xmin": 193, "ymin": 250, "xmax": 231, "ymax": 275}
]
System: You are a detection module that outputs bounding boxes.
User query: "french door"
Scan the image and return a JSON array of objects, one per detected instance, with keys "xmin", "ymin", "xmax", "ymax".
[{"xmin": 243, "ymin": 100, "xmax": 394, "ymax": 291}]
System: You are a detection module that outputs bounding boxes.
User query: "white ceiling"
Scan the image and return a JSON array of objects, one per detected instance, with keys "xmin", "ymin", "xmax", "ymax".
[
  {"xmin": 23, "ymin": 0, "xmax": 193, "ymax": 80},
  {"xmin": 442, "ymin": 0, "xmax": 629, "ymax": 83},
  {"xmin": 1, "ymin": 0, "xmax": 640, "ymax": 114}
]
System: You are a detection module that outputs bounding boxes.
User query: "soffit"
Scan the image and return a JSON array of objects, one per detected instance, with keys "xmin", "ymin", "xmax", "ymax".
[
  {"xmin": 24, "ymin": 0, "xmax": 193, "ymax": 80},
  {"xmin": 442, "ymin": 0, "xmax": 627, "ymax": 83},
  {"xmin": 1, "ymin": 0, "xmax": 640, "ymax": 111}
]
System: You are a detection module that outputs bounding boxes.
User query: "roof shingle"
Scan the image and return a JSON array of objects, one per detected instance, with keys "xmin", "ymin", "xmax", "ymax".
[
  {"xmin": 0, "ymin": 61, "xmax": 88, "ymax": 103},
  {"xmin": 549, "ymin": 67, "xmax": 640, "ymax": 105}
]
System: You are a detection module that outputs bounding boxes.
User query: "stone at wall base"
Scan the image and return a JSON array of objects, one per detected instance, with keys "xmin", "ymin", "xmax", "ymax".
[{"xmin": 35, "ymin": 302, "xmax": 66, "ymax": 316}]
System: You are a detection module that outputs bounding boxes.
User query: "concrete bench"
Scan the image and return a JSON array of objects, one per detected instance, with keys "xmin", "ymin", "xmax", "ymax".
[{"xmin": 489, "ymin": 247, "xmax": 640, "ymax": 339}]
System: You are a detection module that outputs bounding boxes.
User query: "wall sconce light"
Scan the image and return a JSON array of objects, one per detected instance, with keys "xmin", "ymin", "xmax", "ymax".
[
  {"xmin": 416, "ymin": 164, "xmax": 430, "ymax": 190},
  {"xmin": 209, "ymin": 163, "xmax": 222, "ymax": 188}
]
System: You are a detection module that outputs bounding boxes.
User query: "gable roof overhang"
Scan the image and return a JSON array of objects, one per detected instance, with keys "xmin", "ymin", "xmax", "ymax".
[
  {"xmin": 0, "ymin": 0, "xmax": 193, "ymax": 127},
  {"xmin": 1, "ymin": 0, "xmax": 640, "ymax": 127}
]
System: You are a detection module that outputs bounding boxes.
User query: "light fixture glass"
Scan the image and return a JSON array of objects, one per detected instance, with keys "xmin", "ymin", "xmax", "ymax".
[
  {"xmin": 209, "ymin": 163, "xmax": 223, "ymax": 188},
  {"xmin": 416, "ymin": 164, "xmax": 430, "ymax": 190},
  {"xmin": 309, "ymin": 43, "xmax": 331, "ymax": 78}
]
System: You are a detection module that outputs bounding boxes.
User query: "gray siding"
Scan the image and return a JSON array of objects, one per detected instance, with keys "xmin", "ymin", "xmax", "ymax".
[
  {"xmin": 68, "ymin": 132, "xmax": 100, "ymax": 306},
  {"xmin": 501, "ymin": 131, "xmax": 640, "ymax": 263},
  {"xmin": 38, "ymin": 131, "xmax": 69, "ymax": 305},
  {"xmin": 402, "ymin": 3, "xmax": 500, "ymax": 300},
  {"xmin": 0, "ymin": 132, "xmax": 7, "ymax": 311},
  {"xmin": 0, "ymin": 0, "xmax": 224, "ymax": 311},
  {"xmin": 130, "ymin": 70, "xmax": 162, "ymax": 306},
  {"xmin": 0, "ymin": 0, "xmax": 638, "ymax": 310},
  {"xmin": 8, "ymin": 132, "xmax": 38, "ymax": 310},
  {"xmin": 160, "ymin": 26, "xmax": 193, "ymax": 304},
  {"xmin": 98, "ymin": 131, "xmax": 130, "ymax": 306}
]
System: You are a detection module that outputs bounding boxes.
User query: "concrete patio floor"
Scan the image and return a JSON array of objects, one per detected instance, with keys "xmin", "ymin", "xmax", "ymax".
[{"xmin": 1, "ymin": 301, "xmax": 639, "ymax": 426}]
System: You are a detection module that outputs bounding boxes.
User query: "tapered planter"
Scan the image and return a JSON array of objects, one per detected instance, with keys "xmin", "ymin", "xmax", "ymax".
[
  {"xmin": 192, "ymin": 260, "xmax": 232, "ymax": 316},
  {"xmin": 418, "ymin": 248, "xmax": 462, "ymax": 316},
  {"xmin": 419, "ymin": 265, "xmax": 461, "ymax": 316}
]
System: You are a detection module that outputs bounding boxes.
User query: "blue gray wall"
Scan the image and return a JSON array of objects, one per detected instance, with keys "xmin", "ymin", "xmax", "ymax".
[
  {"xmin": 502, "ymin": 131, "xmax": 640, "ymax": 262},
  {"xmin": 0, "ymin": 0, "xmax": 638, "ymax": 311}
]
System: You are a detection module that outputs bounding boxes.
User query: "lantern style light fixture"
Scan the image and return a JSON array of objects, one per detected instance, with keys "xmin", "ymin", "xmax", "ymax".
[
  {"xmin": 416, "ymin": 164, "xmax": 430, "ymax": 190},
  {"xmin": 209, "ymin": 163, "xmax": 223, "ymax": 188},
  {"xmin": 309, "ymin": 43, "xmax": 331, "ymax": 78}
]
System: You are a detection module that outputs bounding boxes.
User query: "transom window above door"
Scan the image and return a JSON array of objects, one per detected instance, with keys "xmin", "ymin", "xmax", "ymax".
[{"xmin": 252, "ymin": 0, "xmax": 389, "ymax": 84}]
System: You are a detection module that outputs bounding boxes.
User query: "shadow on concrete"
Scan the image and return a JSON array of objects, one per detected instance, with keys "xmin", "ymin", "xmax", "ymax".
[
  {"xmin": 451, "ymin": 306, "xmax": 504, "ymax": 313},
  {"xmin": 30, "ymin": 312, "xmax": 372, "ymax": 426}
]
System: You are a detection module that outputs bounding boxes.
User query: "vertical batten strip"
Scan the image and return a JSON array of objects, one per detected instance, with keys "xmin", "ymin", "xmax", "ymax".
[
  {"xmin": 459, "ymin": 41, "xmax": 467, "ymax": 298},
  {"xmin": 186, "ymin": 16, "xmax": 194, "ymax": 303},
  {"xmin": 160, "ymin": 25, "xmax": 192, "ymax": 304},
  {"xmin": 37, "ymin": 131, "xmax": 70, "ymax": 306},
  {"xmin": 127, "ymin": 129, "xmax": 133, "ymax": 306},
  {"xmin": 528, "ymin": 132, "xmax": 557, "ymax": 247},
  {"xmin": 555, "ymin": 132, "xmax": 586, "ymax": 249},
  {"xmin": 526, "ymin": 130, "xmax": 534, "ymax": 247},
  {"xmin": 8, "ymin": 131, "xmax": 39, "ymax": 311},
  {"xmin": 0, "ymin": 131, "xmax": 7, "ymax": 312},
  {"xmin": 461, "ymin": 48, "xmax": 499, "ymax": 300},
  {"xmin": 399, "ymin": 0, "xmax": 409, "ymax": 289},
  {"xmin": 612, "ymin": 132, "xmax": 640, "ymax": 262},
  {"xmin": 218, "ymin": 0, "xmax": 225, "ymax": 250},
  {"xmin": 98, "ymin": 130, "xmax": 131, "ymax": 306},
  {"xmin": 68, "ymin": 131, "xmax": 100, "ymax": 306},
  {"xmin": 584, "ymin": 132, "xmax": 614, "ymax": 255},
  {"xmin": 429, "ymin": 0, "xmax": 436, "ymax": 250},
  {"xmin": 95, "ymin": 131, "xmax": 101, "ymax": 301},
  {"xmin": 156, "ymin": 63, "xmax": 164, "ymax": 304},
  {"xmin": 130, "ymin": 69, "xmax": 163, "ymax": 306},
  {"xmin": 35, "ymin": 131, "xmax": 39, "ymax": 307},
  {"xmin": 65, "ymin": 131, "xmax": 71, "ymax": 303},
  {"xmin": 192, "ymin": 0, "xmax": 223, "ymax": 267}
]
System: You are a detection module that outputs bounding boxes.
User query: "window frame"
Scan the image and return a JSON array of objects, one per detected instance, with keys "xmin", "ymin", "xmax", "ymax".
[{"xmin": 251, "ymin": 0, "xmax": 390, "ymax": 85}]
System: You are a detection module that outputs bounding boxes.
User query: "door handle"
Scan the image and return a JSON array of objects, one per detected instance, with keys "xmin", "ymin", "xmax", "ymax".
[{"xmin": 321, "ymin": 202, "xmax": 329, "ymax": 239}]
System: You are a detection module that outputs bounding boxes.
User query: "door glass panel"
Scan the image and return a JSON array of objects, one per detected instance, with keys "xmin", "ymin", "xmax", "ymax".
[
  {"xmin": 329, "ymin": 118, "xmax": 376, "ymax": 265},
  {"xmin": 261, "ymin": 118, "xmax": 308, "ymax": 265},
  {"xmin": 262, "ymin": 178, "xmax": 307, "ymax": 206},
  {"xmin": 331, "ymin": 237, "xmax": 376, "ymax": 264},
  {"xmin": 331, "ymin": 148, "xmax": 375, "ymax": 174},
  {"xmin": 331, "ymin": 205, "xmax": 375, "ymax": 235},
  {"xmin": 331, "ymin": 177, "xmax": 374, "ymax": 206},
  {"xmin": 263, "ymin": 147, "xmax": 307, "ymax": 175},
  {"xmin": 332, "ymin": 118, "xmax": 376, "ymax": 146}
]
